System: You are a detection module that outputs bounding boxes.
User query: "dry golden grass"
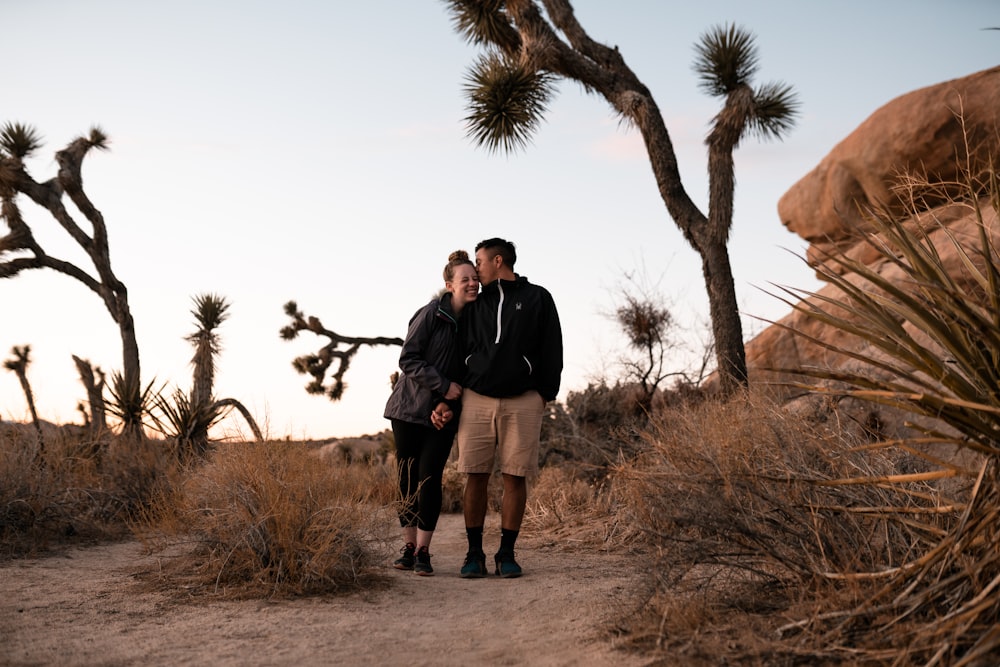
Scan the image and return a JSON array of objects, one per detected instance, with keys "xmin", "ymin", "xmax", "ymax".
[
  {"xmin": 138, "ymin": 439, "xmax": 397, "ymax": 598},
  {"xmin": 0, "ymin": 427, "xmax": 182, "ymax": 558},
  {"xmin": 605, "ymin": 388, "xmax": 951, "ymax": 664}
]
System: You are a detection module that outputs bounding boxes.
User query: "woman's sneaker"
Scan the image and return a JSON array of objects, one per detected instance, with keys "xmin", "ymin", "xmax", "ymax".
[
  {"xmin": 393, "ymin": 542, "xmax": 415, "ymax": 570},
  {"xmin": 460, "ymin": 549, "xmax": 488, "ymax": 578},
  {"xmin": 414, "ymin": 546, "xmax": 433, "ymax": 576}
]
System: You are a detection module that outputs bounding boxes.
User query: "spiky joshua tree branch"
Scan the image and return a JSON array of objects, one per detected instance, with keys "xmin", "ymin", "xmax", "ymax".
[{"xmin": 280, "ymin": 300, "xmax": 403, "ymax": 401}]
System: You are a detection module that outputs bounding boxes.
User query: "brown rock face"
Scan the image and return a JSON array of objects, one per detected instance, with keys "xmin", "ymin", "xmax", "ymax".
[
  {"xmin": 777, "ymin": 66, "xmax": 1000, "ymax": 269},
  {"xmin": 747, "ymin": 67, "xmax": 1000, "ymax": 450}
]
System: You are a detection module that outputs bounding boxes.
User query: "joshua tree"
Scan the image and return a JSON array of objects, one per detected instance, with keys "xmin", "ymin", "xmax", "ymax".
[
  {"xmin": 443, "ymin": 2, "xmax": 799, "ymax": 395},
  {"xmin": 187, "ymin": 293, "xmax": 230, "ymax": 410},
  {"xmin": 4, "ymin": 344, "xmax": 43, "ymax": 451},
  {"xmin": 155, "ymin": 293, "xmax": 263, "ymax": 460},
  {"xmin": 280, "ymin": 300, "xmax": 403, "ymax": 401},
  {"xmin": 0, "ymin": 123, "xmax": 143, "ymax": 438}
]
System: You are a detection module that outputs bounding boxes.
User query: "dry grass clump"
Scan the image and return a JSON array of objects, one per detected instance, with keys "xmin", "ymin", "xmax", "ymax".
[
  {"xmin": 610, "ymin": 389, "xmax": 944, "ymax": 663},
  {"xmin": 524, "ymin": 465, "xmax": 609, "ymax": 537},
  {"xmin": 440, "ymin": 459, "xmax": 467, "ymax": 513},
  {"xmin": 0, "ymin": 427, "xmax": 181, "ymax": 558},
  {"xmin": 762, "ymin": 147, "xmax": 1000, "ymax": 663},
  {"xmin": 141, "ymin": 439, "xmax": 396, "ymax": 598}
]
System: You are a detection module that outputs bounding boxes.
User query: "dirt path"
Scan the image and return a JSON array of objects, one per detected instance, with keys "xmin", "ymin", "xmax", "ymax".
[{"xmin": 1, "ymin": 513, "xmax": 649, "ymax": 666}]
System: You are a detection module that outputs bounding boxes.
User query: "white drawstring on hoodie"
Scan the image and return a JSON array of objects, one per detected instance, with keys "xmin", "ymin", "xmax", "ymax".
[{"xmin": 494, "ymin": 282, "xmax": 504, "ymax": 344}]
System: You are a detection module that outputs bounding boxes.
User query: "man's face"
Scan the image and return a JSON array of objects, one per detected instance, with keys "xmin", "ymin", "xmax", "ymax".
[{"xmin": 475, "ymin": 248, "xmax": 500, "ymax": 286}]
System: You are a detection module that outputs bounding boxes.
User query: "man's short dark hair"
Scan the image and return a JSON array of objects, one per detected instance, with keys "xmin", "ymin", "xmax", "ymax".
[{"xmin": 475, "ymin": 237, "xmax": 516, "ymax": 268}]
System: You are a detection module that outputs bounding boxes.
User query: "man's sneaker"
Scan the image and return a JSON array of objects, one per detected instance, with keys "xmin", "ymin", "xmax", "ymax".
[
  {"xmin": 494, "ymin": 550, "xmax": 523, "ymax": 578},
  {"xmin": 460, "ymin": 549, "xmax": 488, "ymax": 578},
  {"xmin": 414, "ymin": 546, "xmax": 434, "ymax": 576},
  {"xmin": 393, "ymin": 542, "xmax": 415, "ymax": 570}
]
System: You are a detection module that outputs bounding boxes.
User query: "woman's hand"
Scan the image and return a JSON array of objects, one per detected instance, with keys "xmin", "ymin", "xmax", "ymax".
[
  {"xmin": 430, "ymin": 402, "xmax": 454, "ymax": 430},
  {"xmin": 444, "ymin": 382, "xmax": 463, "ymax": 401}
]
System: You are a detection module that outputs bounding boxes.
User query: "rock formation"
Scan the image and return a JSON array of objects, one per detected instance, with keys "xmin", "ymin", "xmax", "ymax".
[{"xmin": 745, "ymin": 67, "xmax": 1000, "ymax": 448}]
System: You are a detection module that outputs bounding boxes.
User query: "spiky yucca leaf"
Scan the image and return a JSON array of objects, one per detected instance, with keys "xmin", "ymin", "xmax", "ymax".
[
  {"xmin": 0, "ymin": 123, "xmax": 43, "ymax": 159},
  {"xmin": 768, "ymin": 167, "xmax": 1000, "ymax": 455},
  {"xmin": 88, "ymin": 126, "xmax": 109, "ymax": 150},
  {"xmin": 768, "ymin": 159, "xmax": 1000, "ymax": 662},
  {"xmin": 443, "ymin": 0, "xmax": 520, "ymax": 53},
  {"xmin": 106, "ymin": 371, "xmax": 159, "ymax": 436},
  {"xmin": 748, "ymin": 82, "xmax": 800, "ymax": 141},
  {"xmin": 190, "ymin": 293, "xmax": 230, "ymax": 333},
  {"xmin": 692, "ymin": 23, "xmax": 759, "ymax": 97},
  {"xmin": 152, "ymin": 388, "xmax": 230, "ymax": 460},
  {"xmin": 153, "ymin": 388, "xmax": 222, "ymax": 440},
  {"xmin": 463, "ymin": 51, "xmax": 553, "ymax": 154}
]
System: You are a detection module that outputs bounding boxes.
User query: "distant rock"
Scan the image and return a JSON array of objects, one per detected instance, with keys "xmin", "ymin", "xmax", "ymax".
[{"xmin": 314, "ymin": 431, "xmax": 392, "ymax": 464}]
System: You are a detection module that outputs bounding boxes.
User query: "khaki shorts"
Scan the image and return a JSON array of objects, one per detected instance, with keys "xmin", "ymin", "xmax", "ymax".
[{"xmin": 456, "ymin": 389, "xmax": 545, "ymax": 477}]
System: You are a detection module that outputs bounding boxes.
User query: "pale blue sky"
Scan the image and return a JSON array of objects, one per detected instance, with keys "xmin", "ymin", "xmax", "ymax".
[{"xmin": 2, "ymin": 1, "xmax": 997, "ymax": 439}]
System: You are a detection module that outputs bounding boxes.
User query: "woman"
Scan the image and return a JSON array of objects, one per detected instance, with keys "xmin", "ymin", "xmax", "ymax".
[{"xmin": 383, "ymin": 250, "xmax": 479, "ymax": 576}]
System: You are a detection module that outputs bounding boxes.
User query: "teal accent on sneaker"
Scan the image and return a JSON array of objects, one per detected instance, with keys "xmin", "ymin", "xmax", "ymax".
[
  {"xmin": 460, "ymin": 549, "xmax": 488, "ymax": 578},
  {"xmin": 494, "ymin": 550, "xmax": 522, "ymax": 578}
]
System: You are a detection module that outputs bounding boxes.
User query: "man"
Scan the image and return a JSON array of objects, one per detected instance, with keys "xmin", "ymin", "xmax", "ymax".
[{"xmin": 455, "ymin": 237, "xmax": 563, "ymax": 578}]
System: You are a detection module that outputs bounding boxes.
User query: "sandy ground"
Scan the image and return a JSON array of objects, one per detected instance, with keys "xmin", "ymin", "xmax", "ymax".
[{"xmin": 0, "ymin": 512, "xmax": 650, "ymax": 667}]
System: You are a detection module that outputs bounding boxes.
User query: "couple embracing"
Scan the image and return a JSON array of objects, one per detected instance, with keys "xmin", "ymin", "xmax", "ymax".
[{"xmin": 382, "ymin": 237, "xmax": 563, "ymax": 578}]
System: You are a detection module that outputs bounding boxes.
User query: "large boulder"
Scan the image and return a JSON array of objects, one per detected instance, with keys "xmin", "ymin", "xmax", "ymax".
[
  {"xmin": 777, "ymin": 66, "xmax": 1000, "ymax": 270},
  {"xmin": 746, "ymin": 67, "xmax": 1000, "ymax": 456}
]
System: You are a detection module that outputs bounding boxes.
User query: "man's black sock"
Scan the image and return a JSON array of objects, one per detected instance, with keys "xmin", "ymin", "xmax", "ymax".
[
  {"xmin": 500, "ymin": 528, "xmax": 519, "ymax": 554},
  {"xmin": 466, "ymin": 526, "xmax": 484, "ymax": 553}
]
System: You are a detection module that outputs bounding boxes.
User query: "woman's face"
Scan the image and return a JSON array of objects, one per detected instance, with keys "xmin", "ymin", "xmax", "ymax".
[{"xmin": 447, "ymin": 263, "xmax": 480, "ymax": 308}]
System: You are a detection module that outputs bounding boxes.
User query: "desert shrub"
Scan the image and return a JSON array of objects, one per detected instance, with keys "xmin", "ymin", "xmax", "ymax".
[
  {"xmin": 142, "ymin": 439, "xmax": 396, "ymax": 597},
  {"xmin": 611, "ymin": 389, "xmax": 943, "ymax": 662},
  {"xmin": 612, "ymin": 149, "xmax": 1000, "ymax": 663},
  {"xmin": 524, "ymin": 465, "xmax": 612, "ymax": 544},
  {"xmin": 539, "ymin": 382, "xmax": 650, "ymax": 479},
  {"xmin": 439, "ymin": 459, "xmax": 467, "ymax": 513},
  {"xmin": 0, "ymin": 427, "xmax": 182, "ymax": 557},
  {"xmin": 762, "ymin": 151, "xmax": 1000, "ymax": 663}
]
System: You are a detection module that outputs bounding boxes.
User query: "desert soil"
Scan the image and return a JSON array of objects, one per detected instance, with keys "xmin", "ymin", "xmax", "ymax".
[{"xmin": 0, "ymin": 512, "xmax": 650, "ymax": 666}]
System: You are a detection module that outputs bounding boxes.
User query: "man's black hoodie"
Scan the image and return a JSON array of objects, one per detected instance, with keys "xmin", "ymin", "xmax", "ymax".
[{"xmin": 460, "ymin": 275, "xmax": 563, "ymax": 402}]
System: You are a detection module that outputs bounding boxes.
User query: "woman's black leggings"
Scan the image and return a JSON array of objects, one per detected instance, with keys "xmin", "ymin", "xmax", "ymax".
[{"xmin": 390, "ymin": 419, "xmax": 455, "ymax": 532}]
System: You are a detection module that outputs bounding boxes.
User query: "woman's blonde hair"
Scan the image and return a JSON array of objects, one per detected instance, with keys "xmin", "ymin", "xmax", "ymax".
[{"xmin": 443, "ymin": 249, "xmax": 474, "ymax": 282}]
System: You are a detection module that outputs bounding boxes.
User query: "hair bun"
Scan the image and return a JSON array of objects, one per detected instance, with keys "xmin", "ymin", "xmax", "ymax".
[{"xmin": 448, "ymin": 250, "xmax": 470, "ymax": 263}]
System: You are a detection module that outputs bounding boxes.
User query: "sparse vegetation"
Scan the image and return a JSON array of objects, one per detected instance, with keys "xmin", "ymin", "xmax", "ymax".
[
  {"xmin": 3, "ymin": 119, "xmax": 999, "ymax": 665},
  {"xmin": 137, "ymin": 440, "xmax": 397, "ymax": 597},
  {"xmin": 0, "ymin": 428, "xmax": 181, "ymax": 558}
]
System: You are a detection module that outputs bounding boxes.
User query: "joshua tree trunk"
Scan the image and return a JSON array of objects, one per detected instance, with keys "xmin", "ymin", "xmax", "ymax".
[
  {"xmin": 4, "ymin": 345, "xmax": 44, "ymax": 455},
  {"xmin": 700, "ymin": 241, "xmax": 747, "ymax": 394},
  {"xmin": 72, "ymin": 355, "xmax": 108, "ymax": 439}
]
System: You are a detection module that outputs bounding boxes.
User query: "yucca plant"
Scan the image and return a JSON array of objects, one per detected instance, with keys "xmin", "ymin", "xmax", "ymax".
[
  {"xmin": 152, "ymin": 294, "xmax": 262, "ymax": 460},
  {"xmin": 768, "ymin": 145, "xmax": 1000, "ymax": 663},
  {"xmin": 105, "ymin": 371, "xmax": 158, "ymax": 441},
  {"xmin": 152, "ymin": 389, "xmax": 263, "ymax": 462},
  {"xmin": 152, "ymin": 389, "xmax": 224, "ymax": 462}
]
